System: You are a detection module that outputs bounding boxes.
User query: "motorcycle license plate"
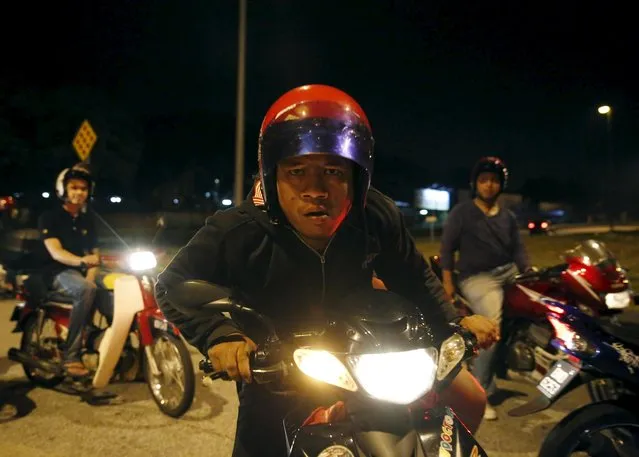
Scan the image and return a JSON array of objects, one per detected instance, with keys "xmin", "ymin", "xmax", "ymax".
[
  {"xmin": 152, "ymin": 318, "xmax": 169, "ymax": 331},
  {"xmin": 536, "ymin": 360, "xmax": 580, "ymax": 399}
]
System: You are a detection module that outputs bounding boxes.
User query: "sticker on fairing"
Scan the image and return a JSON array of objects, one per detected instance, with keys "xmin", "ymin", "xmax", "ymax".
[
  {"xmin": 607, "ymin": 342, "xmax": 639, "ymax": 374},
  {"xmin": 317, "ymin": 445, "xmax": 355, "ymax": 457},
  {"xmin": 439, "ymin": 407, "xmax": 455, "ymax": 457}
]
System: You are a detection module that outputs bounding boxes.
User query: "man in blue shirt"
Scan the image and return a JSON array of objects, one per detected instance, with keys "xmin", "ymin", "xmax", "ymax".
[{"xmin": 440, "ymin": 156, "xmax": 531, "ymax": 420}]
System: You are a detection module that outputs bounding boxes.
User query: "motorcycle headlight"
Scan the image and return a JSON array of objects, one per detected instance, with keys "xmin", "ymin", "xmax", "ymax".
[
  {"xmin": 605, "ymin": 291, "xmax": 631, "ymax": 309},
  {"xmin": 293, "ymin": 349, "xmax": 358, "ymax": 392},
  {"xmin": 436, "ymin": 334, "xmax": 466, "ymax": 381},
  {"xmin": 127, "ymin": 251, "xmax": 157, "ymax": 272},
  {"xmin": 347, "ymin": 348, "xmax": 438, "ymax": 404}
]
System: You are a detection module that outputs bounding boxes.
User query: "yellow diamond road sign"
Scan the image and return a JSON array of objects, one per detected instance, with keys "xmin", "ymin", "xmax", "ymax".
[{"xmin": 72, "ymin": 120, "xmax": 98, "ymax": 161}]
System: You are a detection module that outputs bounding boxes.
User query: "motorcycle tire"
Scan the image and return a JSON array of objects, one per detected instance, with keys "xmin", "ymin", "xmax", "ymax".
[
  {"xmin": 143, "ymin": 331, "xmax": 195, "ymax": 418},
  {"xmin": 538, "ymin": 402, "xmax": 639, "ymax": 457},
  {"xmin": 20, "ymin": 315, "xmax": 65, "ymax": 388}
]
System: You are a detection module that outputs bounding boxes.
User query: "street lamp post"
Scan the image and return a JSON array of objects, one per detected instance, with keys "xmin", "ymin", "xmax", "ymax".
[
  {"xmin": 233, "ymin": 0, "xmax": 247, "ymax": 207},
  {"xmin": 597, "ymin": 105, "xmax": 614, "ymax": 228}
]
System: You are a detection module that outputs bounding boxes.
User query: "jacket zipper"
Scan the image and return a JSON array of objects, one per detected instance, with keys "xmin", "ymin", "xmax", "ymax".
[{"xmin": 289, "ymin": 229, "xmax": 335, "ymax": 306}]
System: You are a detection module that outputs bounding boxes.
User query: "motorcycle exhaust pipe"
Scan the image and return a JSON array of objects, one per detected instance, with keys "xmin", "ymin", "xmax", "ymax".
[{"xmin": 8, "ymin": 348, "xmax": 63, "ymax": 375}]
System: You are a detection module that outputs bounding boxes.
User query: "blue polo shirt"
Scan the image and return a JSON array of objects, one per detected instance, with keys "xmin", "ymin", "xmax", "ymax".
[{"xmin": 440, "ymin": 200, "xmax": 529, "ymax": 280}]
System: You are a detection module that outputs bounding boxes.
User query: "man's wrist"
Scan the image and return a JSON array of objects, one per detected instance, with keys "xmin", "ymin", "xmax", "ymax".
[{"xmin": 207, "ymin": 333, "xmax": 247, "ymax": 350}]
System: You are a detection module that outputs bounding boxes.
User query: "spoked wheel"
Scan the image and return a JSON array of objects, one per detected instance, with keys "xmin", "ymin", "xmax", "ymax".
[
  {"xmin": 20, "ymin": 315, "xmax": 65, "ymax": 387},
  {"xmin": 144, "ymin": 331, "xmax": 195, "ymax": 418}
]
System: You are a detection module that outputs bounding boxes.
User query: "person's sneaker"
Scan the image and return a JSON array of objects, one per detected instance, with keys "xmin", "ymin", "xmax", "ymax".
[{"xmin": 483, "ymin": 405, "xmax": 498, "ymax": 421}]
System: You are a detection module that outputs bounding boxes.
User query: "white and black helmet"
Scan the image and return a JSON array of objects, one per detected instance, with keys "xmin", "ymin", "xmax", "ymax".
[{"xmin": 55, "ymin": 165, "xmax": 94, "ymax": 200}]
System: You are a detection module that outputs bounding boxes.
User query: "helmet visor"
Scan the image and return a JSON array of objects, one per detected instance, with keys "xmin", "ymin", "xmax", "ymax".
[{"xmin": 259, "ymin": 100, "xmax": 373, "ymax": 177}]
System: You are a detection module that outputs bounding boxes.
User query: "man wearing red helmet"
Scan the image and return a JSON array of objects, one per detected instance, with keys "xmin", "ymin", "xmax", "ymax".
[
  {"xmin": 440, "ymin": 156, "xmax": 531, "ymax": 420},
  {"xmin": 156, "ymin": 85, "xmax": 497, "ymax": 456}
]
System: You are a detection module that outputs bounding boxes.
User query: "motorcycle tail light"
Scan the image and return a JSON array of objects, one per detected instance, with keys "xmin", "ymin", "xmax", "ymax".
[{"xmin": 548, "ymin": 316, "xmax": 597, "ymax": 357}]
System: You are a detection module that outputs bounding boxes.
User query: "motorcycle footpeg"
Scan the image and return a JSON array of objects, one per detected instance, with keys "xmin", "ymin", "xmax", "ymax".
[{"xmin": 64, "ymin": 376, "xmax": 93, "ymax": 393}]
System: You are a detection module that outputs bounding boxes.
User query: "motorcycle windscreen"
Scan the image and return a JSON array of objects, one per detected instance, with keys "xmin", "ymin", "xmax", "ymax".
[{"xmin": 288, "ymin": 406, "xmax": 488, "ymax": 457}]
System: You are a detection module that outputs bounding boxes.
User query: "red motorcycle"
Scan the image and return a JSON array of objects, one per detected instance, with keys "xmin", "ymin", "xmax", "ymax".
[
  {"xmin": 430, "ymin": 239, "xmax": 635, "ymax": 382},
  {"xmin": 8, "ymin": 250, "xmax": 195, "ymax": 418}
]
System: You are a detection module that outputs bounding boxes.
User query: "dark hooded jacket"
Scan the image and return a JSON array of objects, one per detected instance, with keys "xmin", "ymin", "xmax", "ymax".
[{"xmin": 155, "ymin": 187, "xmax": 460, "ymax": 354}]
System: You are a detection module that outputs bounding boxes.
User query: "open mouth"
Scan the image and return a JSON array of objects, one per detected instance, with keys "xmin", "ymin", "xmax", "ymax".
[{"xmin": 305, "ymin": 210, "xmax": 329, "ymax": 217}]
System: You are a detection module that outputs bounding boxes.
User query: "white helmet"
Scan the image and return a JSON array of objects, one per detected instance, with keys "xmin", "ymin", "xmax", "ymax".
[{"xmin": 55, "ymin": 165, "xmax": 94, "ymax": 200}]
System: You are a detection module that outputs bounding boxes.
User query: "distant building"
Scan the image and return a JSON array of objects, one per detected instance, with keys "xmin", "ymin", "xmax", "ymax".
[{"xmin": 411, "ymin": 186, "xmax": 454, "ymax": 229}]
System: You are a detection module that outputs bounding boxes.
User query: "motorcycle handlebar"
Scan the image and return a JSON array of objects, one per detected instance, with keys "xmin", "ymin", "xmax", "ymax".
[
  {"xmin": 515, "ymin": 263, "xmax": 568, "ymax": 282},
  {"xmin": 199, "ymin": 329, "xmax": 477, "ymax": 385},
  {"xmin": 199, "ymin": 349, "xmax": 283, "ymax": 384}
]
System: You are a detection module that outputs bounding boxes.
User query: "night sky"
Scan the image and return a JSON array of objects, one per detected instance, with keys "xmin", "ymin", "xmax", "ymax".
[{"xmin": 2, "ymin": 0, "xmax": 636, "ymax": 199}]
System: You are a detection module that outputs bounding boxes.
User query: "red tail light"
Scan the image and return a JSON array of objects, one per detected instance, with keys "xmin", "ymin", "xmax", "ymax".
[
  {"xmin": 541, "ymin": 222, "xmax": 549, "ymax": 229},
  {"xmin": 528, "ymin": 222, "xmax": 535, "ymax": 229}
]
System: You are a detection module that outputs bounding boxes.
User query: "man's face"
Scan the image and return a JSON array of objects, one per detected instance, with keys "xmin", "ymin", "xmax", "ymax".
[
  {"xmin": 65, "ymin": 178, "xmax": 89, "ymax": 205},
  {"xmin": 475, "ymin": 172, "xmax": 501, "ymax": 202},
  {"xmin": 277, "ymin": 154, "xmax": 353, "ymax": 245}
]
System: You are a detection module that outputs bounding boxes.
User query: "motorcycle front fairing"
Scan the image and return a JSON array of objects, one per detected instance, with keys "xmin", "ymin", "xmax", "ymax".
[
  {"xmin": 93, "ymin": 274, "xmax": 143, "ymax": 388},
  {"xmin": 287, "ymin": 405, "xmax": 488, "ymax": 457}
]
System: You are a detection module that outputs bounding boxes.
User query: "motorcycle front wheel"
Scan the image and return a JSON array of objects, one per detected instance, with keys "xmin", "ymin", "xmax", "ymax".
[
  {"xmin": 143, "ymin": 331, "xmax": 195, "ymax": 418},
  {"xmin": 539, "ymin": 402, "xmax": 639, "ymax": 457}
]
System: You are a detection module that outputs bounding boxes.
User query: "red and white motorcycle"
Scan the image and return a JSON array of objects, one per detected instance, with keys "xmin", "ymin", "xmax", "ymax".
[{"xmin": 8, "ymin": 249, "xmax": 195, "ymax": 418}]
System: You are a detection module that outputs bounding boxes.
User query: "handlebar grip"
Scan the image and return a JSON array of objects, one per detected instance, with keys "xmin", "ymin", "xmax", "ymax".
[
  {"xmin": 211, "ymin": 371, "xmax": 231, "ymax": 381},
  {"xmin": 199, "ymin": 354, "xmax": 260, "ymax": 382},
  {"xmin": 199, "ymin": 350, "xmax": 275, "ymax": 383},
  {"xmin": 200, "ymin": 360, "xmax": 233, "ymax": 381},
  {"xmin": 453, "ymin": 325, "xmax": 479, "ymax": 356},
  {"xmin": 464, "ymin": 330, "xmax": 479, "ymax": 354}
]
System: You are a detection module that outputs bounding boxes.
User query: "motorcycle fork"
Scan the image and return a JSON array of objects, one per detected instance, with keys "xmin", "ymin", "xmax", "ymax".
[{"xmin": 143, "ymin": 335, "xmax": 162, "ymax": 377}]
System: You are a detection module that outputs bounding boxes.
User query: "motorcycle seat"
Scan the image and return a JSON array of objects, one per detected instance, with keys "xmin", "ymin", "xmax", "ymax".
[
  {"xmin": 600, "ymin": 311, "xmax": 639, "ymax": 348},
  {"xmin": 44, "ymin": 290, "xmax": 74, "ymax": 306}
]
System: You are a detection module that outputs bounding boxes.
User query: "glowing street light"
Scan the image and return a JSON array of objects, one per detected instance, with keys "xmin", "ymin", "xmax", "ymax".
[{"xmin": 597, "ymin": 105, "xmax": 611, "ymax": 115}]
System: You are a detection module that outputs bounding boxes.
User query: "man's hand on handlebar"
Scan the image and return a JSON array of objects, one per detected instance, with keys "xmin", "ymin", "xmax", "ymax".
[
  {"xmin": 207, "ymin": 334, "xmax": 257, "ymax": 383},
  {"xmin": 81, "ymin": 254, "xmax": 100, "ymax": 268},
  {"xmin": 459, "ymin": 315, "xmax": 500, "ymax": 349}
]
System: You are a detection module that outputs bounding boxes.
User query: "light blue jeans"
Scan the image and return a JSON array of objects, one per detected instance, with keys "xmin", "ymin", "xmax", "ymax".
[
  {"xmin": 53, "ymin": 269, "xmax": 113, "ymax": 362},
  {"xmin": 459, "ymin": 263, "xmax": 519, "ymax": 397}
]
